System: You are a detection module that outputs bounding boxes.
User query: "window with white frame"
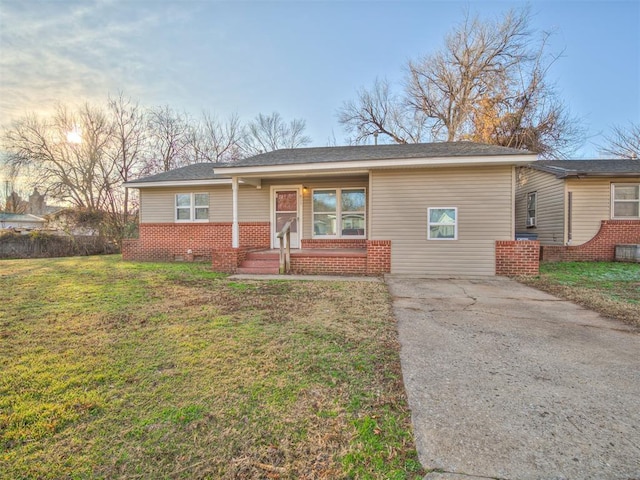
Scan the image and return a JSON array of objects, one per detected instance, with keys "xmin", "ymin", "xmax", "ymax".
[
  {"xmin": 612, "ymin": 184, "xmax": 639, "ymax": 218},
  {"xmin": 175, "ymin": 193, "xmax": 209, "ymax": 221},
  {"xmin": 312, "ymin": 188, "xmax": 366, "ymax": 237},
  {"xmin": 427, "ymin": 207, "xmax": 457, "ymax": 240},
  {"xmin": 526, "ymin": 192, "xmax": 537, "ymax": 227}
]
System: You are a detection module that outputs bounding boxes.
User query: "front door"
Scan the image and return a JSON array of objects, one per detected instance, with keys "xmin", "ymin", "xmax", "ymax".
[{"xmin": 273, "ymin": 188, "xmax": 300, "ymax": 248}]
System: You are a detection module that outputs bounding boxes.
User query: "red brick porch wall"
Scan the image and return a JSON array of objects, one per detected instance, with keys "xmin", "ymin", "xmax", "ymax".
[
  {"xmin": 290, "ymin": 252, "xmax": 368, "ymax": 275},
  {"xmin": 366, "ymin": 240, "xmax": 391, "ymax": 275},
  {"xmin": 288, "ymin": 240, "xmax": 391, "ymax": 276},
  {"xmin": 300, "ymin": 238, "xmax": 367, "ymax": 249},
  {"xmin": 212, "ymin": 247, "xmax": 249, "ymax": 273},
  {"xmin": 495, "ymin": 240, "xmax": 540, "ymax": 276},
  {"xmin": 542, "ymin": 220, "xmax": 640, "ymax": 262},
  {"xmin": 122, "ymin": 222, "xmax": 270, "ymax": 262}
]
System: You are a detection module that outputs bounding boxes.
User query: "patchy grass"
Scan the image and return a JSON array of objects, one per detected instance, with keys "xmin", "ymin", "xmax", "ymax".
[
  {"xmin": 520, "ymin": 262, "xmax": 640, "ymax": 328},
  {"xmin": 0, "ymin": 255, "xmax": 423, "ymax": 479}
]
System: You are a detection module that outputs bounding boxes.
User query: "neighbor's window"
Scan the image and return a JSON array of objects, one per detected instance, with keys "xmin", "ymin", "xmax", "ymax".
[
  {"xmin": 175, "ymin": 193, "xmax": 209, "ymax": 221},
  {"xmin": 527, "ymin": 192, "xmax": 537, "ymax": 227},
  {"xmin": 612, "ymin": 184, "xmax": 639, "ymax": 218},
  {"xmin": 313, "ymin": 188, "xmax": 366, "ymax": 237},
  {"xmin": 428, "ymin": 207, "xmax": 457, "ymax": 240}
]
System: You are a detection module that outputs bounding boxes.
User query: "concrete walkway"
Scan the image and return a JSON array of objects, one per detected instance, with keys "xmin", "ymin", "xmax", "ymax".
[{"xmin": 387, "ymin": 276, "xmax": 640, "ymax": 480}]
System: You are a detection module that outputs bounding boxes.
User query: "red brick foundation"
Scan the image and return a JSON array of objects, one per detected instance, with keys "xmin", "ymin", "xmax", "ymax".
[
  {"xmin": 124, "ymin": 223, "xmax": 393, "ymax": 276},
  {"xmin": 122, "ymin": 222, "xmax": 270, "ymax": 262},
  {"xmin": 542, "ymin": 220, "xmax": 640, "ymax": 262},
  {"xmin": 495, "ymin": 240, "xmax": 540, "ymax": 276}
]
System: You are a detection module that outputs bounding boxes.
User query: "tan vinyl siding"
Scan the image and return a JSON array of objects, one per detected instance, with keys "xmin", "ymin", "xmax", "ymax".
[
  {"xmin": 370, "ymin": 166, "xmax": 514, "ymax": 276},
  {"xmin": 566, "ymin": 177, "xmax": 640, "ymax": 245},
  {"xmin": 238, "ymin": 185, "xmax": 269, "ymax": 221},
  {"xmin": 138, "ymin": 178, "xmax": 368, "ymax": 234},
  {"xmin": 515, "ymin": 167, "xmax": 565, "ymax": 245},
  {"xmin": 139, "ymin": 185, "xmax": 233, "ymax": 223}
]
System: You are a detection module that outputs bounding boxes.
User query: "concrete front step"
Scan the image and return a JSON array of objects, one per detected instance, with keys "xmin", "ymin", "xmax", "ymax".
[{"xmin": 236, "ymin": 266, "xmax": 280, "ymax": 274}]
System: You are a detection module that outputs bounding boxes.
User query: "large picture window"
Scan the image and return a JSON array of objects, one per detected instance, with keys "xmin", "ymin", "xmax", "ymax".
[
  {"xmin": 313, "ymin": 188, "xmax": 366, "ymax": 237},
  {"xmin": 176, "ymin": 193, "xmax": 209, "ymax": 221},
  {"xmin": 612, "ymin": 184, "xmax": 639, "ymax": 218},
  {"xmin": 428, "ymin": 207, "xmax": 457, "ymax": 240}
]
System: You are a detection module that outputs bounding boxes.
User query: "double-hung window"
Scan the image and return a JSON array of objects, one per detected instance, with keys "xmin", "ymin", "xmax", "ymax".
[
  {"xmin": 313, "ymin": 188, "xmax": 366, "ymax": 237},
  {"xmin": 526, "ymin": 192, "xmax": 537, "ymax": 227},
  {"xmin": 176, "ymin": 193, "xmax": 209, "ymax": 221},
  {"xmin": 612, "ymin": 184, "xmax": 640, "ymax": 218},
  {"xmin": 427, "ymin": 207, "xmax": 457, "ymax": 240}
]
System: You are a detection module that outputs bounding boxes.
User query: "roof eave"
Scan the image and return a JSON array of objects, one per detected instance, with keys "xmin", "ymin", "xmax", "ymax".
[
  {"xmin": 124, "ymin": 178, "xmax": 232, "ymax": 188},
  {"xmin": 527, "ymin": 164, "xmax": 640, "ymax": 179},
  {"xmin": 214, "ymin": 154, "xmax": 537, "ymax": 177},
  {"xmin": 563, "ymin": 172, "xmax": 640, "ymax": 178}
]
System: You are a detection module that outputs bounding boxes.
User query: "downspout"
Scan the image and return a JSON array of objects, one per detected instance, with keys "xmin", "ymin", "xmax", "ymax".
[
  {"xmin": 232, "ymin": 176, "xmax": 239, "ymax": 248},
  {"xmin": 511, "ymin": 166, "xmax": 516, "ymax": 239}
]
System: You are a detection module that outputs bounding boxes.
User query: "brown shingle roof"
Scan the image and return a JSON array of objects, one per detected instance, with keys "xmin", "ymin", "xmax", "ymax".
[{"xmin": 216, "ymin": 141, "xmax": 531, "ymax": 168}]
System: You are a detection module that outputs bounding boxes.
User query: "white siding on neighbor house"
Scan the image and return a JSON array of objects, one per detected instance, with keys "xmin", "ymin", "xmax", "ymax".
[
  {"xmin": 515, "ymin": 167, "xmax": 566, "ymax": 245},
  {"xmin": 566, "ymin": 177, "xmax": 640, "ymax": 245},
  {"xmin": 370, "ymin": 166, "xmax": 514, "ymax": 276}
]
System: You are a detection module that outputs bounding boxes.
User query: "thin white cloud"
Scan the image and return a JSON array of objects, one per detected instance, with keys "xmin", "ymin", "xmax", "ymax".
[{"xmin": 0, "ymin": 0, "xmax": 196, "ymax": 125}]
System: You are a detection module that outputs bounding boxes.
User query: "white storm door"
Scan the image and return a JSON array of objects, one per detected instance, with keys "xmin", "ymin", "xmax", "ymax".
[{"xmin": 273, "ymin": 188, "xmax": 300, "ymax": 248}]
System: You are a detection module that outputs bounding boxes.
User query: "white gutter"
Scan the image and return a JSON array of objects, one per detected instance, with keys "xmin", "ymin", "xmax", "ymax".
[{"xmin": 124, "ymin": 178, "xmax": 232, "ymax": 188}]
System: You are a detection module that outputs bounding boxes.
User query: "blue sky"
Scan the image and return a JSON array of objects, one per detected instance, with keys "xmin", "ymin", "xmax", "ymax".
[{"xmin": 1, "ymin": 0, "xmax": 638, "ymax": 157}]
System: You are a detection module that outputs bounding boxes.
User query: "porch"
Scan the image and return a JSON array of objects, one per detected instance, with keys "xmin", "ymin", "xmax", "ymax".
[
  {"xmin": 236, "ymin": 248, "xmax": 368, "ymax": 275},
  {"xmin": 212, "ymin": 239, "xmax": 391, "ymax": 276}
]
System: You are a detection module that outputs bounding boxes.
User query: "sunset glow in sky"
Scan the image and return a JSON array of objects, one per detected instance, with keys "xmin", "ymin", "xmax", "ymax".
[{"xmin": 1, "ymin": 0, "xmax": 639, "ymax": 157}]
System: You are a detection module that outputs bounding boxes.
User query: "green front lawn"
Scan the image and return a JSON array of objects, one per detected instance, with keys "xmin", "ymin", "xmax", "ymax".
[
  {"xmin": 0, "ymin": 256, "xmax": 423, "ymax": 479},
  {"xmin": 521, "ymin": 261, "xmax": 640, "ymax": 327}
]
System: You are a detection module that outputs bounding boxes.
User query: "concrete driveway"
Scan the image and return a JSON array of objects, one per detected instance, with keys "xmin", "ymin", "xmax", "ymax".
[{"xmin": 387, "ymin": 276, "xmax": 640, "ymax": 480}]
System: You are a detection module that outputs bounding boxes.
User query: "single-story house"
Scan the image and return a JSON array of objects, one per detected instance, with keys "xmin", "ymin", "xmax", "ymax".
[
  {"xmin": 515, "ymin": 159, "xmax": 640, "ymax": 261},
  {"xmin": 0, "ymin": 213, "xmax": 46, "ymax": 231},
  {"xmin": 124, "ymin": 141, "xmax": 540, "ymax": 276}
]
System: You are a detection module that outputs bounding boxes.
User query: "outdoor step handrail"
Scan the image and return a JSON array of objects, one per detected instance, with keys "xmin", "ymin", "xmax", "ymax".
[{"xmin": 276, "ymin": 217, "xmax": 296, "ymax": 274}]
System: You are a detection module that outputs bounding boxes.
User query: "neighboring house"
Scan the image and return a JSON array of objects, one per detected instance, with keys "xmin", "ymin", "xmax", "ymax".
[
  {"xmin": 515, "ymin": 159, "xmax": 640, "ymax": 261},
  {"xmin": 0, "ymin": 213, "xmax": 46, "ymax": 231},
  {"xmin": 124, "ymin": 142, "xmax": 539, "ymax": 276}
]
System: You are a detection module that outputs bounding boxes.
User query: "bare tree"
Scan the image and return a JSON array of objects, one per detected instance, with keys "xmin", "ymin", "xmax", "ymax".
[
  {"xmin": 3, "ymin": 104, "xmax": 114, "ymax": 210},
  {"xmin": 338, "ymin": 7, "xmax": 583, "ymax": 157},
  {"xmin": 107, "ymin": 92, "xmax": 147, "ymax": 230},
  {"xmin": 406, "ymin": 8, "xmax": 532, "ymax": 141},
  {"xmin": 599, "ymin": 123, "xmax": 640, "ymax": 159},
  {"xmin": 338, "ymin": 78, "xmax": 426, "ymax": 144},
  {"xmin": 187, "ymin": 112, "xmax": 244, "ymax": 163},
  {"xmin": 243, "ymin": 112, "xmax": 311, "ymax": 155},
  {"xmin": 146, "ymin": 105, "xmax": 191, "ymax": 172}
]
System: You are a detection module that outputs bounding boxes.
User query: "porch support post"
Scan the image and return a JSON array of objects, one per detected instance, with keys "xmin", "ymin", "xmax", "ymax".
[{"xmin": 232, "ymin": 176, "xmax": 239, "ymax": 248}]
